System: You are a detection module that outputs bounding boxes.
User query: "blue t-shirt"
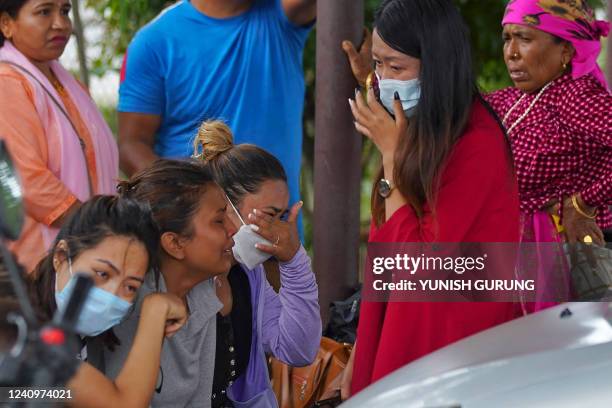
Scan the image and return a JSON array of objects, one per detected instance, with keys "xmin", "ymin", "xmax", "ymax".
[{"xmin": 119, "ymin": 0, "xmax": 311, "ymax": 211}]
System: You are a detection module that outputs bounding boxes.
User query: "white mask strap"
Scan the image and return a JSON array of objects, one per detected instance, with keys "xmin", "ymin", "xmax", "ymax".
[
  {"xmin": 55, "ymin": 252, "xmax": 74, "ymax": 292},
  {"xmin": 225, "ymin": 194, "xmax": 246, "ymax": 226},
  {"xmin": 68, "ymin": 255, "xmax": 74, "ymax": 277}
]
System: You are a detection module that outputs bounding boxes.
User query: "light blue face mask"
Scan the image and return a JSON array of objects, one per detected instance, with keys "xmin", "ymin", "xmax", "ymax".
[
  {"xmin": 377, "ymin": 73, "xmax": 421, "ymax": 117},
  {"xmin": 55, "ymin": 256, "xmax": 132, "ymax": 337}
]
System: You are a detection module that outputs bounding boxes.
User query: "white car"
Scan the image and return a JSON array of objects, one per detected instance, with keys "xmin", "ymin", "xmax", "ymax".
[{"xmin": 341, "ymin": 302, "xmax": 612, "ymax": 408}]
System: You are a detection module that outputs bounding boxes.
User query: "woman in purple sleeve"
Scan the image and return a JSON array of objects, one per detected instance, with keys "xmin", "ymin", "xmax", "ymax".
[{"xmin": 194, "ymin": 120, "xmax": 321, "ymax": 408}]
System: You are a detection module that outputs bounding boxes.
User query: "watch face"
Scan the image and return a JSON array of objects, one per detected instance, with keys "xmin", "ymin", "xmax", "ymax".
[{"xmin": 378, "ymin": 179, "xmax": 391, "ymax": 198}]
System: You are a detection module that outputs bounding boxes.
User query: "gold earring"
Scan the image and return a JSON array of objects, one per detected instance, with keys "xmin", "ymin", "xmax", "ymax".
[{"xmin": 562, "ymin": 62, "xmax": 568, "ymax": 70}]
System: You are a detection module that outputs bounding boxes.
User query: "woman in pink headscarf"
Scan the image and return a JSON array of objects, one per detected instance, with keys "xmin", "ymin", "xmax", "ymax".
[
  {"xmin": 486, "ymin": 0, "xmax": 611, "ymax": 312},
  {"xmin": 0, "ymin": 0, "xmax": 118, "ymax": 272}
]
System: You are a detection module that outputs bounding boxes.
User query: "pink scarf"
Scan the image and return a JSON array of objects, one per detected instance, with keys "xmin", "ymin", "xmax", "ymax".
[
  {"xmin": 503, "ymin": 0, "xmax": 610, "ymax": 89},
  {"xmin": 0, "ymin": 41, "xmax": 118, "ymax": 245},
  {"xmin": 517, "ymin": 211, "xmax": 569, "ymax": 314}
]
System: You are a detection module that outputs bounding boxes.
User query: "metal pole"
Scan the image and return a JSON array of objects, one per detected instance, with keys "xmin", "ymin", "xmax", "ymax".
[
  {"xmin": 71, "ymin": 0, "xmax": 90, "ymax": 88},
  {"xmin": 314, "ymin": 0, "xmax": 364, "ymax": 325}
]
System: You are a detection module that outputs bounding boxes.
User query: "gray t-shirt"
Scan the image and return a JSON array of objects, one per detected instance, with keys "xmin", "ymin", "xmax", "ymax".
[{"xmin": 88, "ymin": 273, "xmax": 222, "ymax": 407}]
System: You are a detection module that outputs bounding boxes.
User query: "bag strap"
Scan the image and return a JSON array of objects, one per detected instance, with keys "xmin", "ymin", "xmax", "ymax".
[
  {"xmin": 303, "ymin": 338, "xmax": 349, "ymax": 403},
  {"xmin": 0, "ymin": 60, "xmax": 94, "ymax": 195},
  {"xmin": 280, "ymin": 362, "xmax": 291, "ymax": 408}
]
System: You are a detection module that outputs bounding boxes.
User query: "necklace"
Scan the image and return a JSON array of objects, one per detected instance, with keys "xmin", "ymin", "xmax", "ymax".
[
  {"xmin": 48, "ymin": 70, "xmax": 66, "ymax": 95},
  {"xmin": 502, "ymin": 82, "xmax": 552, "ymax": 135}
]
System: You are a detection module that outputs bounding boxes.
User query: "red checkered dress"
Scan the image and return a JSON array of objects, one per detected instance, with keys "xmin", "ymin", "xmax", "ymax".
[{"xmin": 486, "ymin": 73, "xmax": 612, "ymax": 229}]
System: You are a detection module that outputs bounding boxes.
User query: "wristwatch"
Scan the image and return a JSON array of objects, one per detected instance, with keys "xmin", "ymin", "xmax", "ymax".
[{"xmin": 378, "ymin": 178, "xmax": 395, "ymax": 198}]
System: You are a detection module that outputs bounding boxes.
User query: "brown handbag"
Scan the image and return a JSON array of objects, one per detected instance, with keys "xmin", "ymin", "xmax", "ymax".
[{"xmin": 270, "ymin": 337, "xmax": 352, "ymax": 408}]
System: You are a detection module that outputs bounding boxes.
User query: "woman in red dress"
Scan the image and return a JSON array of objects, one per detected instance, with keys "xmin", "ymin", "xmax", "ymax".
[{"xmin": 343, "ymin": 0, "xmax": 522, "ymax": 397}]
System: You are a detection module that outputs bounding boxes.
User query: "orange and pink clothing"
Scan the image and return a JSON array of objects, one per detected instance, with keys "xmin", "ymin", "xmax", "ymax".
[{"xmin": 0, "ymin": 41, "xmax": 118, "ymax": 272}]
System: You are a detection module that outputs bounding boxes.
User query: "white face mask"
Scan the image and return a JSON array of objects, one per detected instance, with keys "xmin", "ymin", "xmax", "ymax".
[
  {"xmin": 377, "ymin": 72, "xmax": 421, "ymax": 117},
  {"xmin": 226, "ymin": 195, "xmax": 273, "ymax": 270}
]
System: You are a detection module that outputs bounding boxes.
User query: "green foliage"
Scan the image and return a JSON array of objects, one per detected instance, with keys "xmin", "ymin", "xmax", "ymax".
[
  {"xmin": 457, "ymin": 0, "xmax": 513, "ymax": 91},
  {"xmin": 98, "ymin": 104, "xmax": 118, "ymax": 136},
  {"xmin": 85, "ymin": 0, "xmax": 177, "ymax": 73}
]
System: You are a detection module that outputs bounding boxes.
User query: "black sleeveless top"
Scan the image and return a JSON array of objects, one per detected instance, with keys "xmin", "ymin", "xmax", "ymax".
[{"xmin": 211, "ymin": 265, "xmax": 252, "ymax": 407}]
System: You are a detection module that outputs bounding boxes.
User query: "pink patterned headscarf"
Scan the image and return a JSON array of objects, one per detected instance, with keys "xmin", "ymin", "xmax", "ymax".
[{"xmin": 503, "ymin": 0, "xmax": 610, "ymax": 89}]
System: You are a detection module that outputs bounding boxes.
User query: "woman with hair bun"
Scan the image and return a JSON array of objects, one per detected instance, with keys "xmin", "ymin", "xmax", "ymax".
[
  {"xmin": 90, "ymin": 159, "xmax": 237, "ymax": 408},
  {"xmin": 194, "ymin": 120, "xmax": 321, "ymax": 408}
]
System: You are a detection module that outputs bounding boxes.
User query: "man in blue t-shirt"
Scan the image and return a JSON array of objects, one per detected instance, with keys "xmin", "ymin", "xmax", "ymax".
[{"xmin": 118, "ymin": 0, "xmax": 315, "ymax": 233}]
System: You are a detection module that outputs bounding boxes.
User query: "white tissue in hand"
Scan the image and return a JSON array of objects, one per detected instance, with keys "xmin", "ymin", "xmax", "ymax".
[{"xmin": 232, "ymin": 224, "xmax": 273, "ymax": 269}]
